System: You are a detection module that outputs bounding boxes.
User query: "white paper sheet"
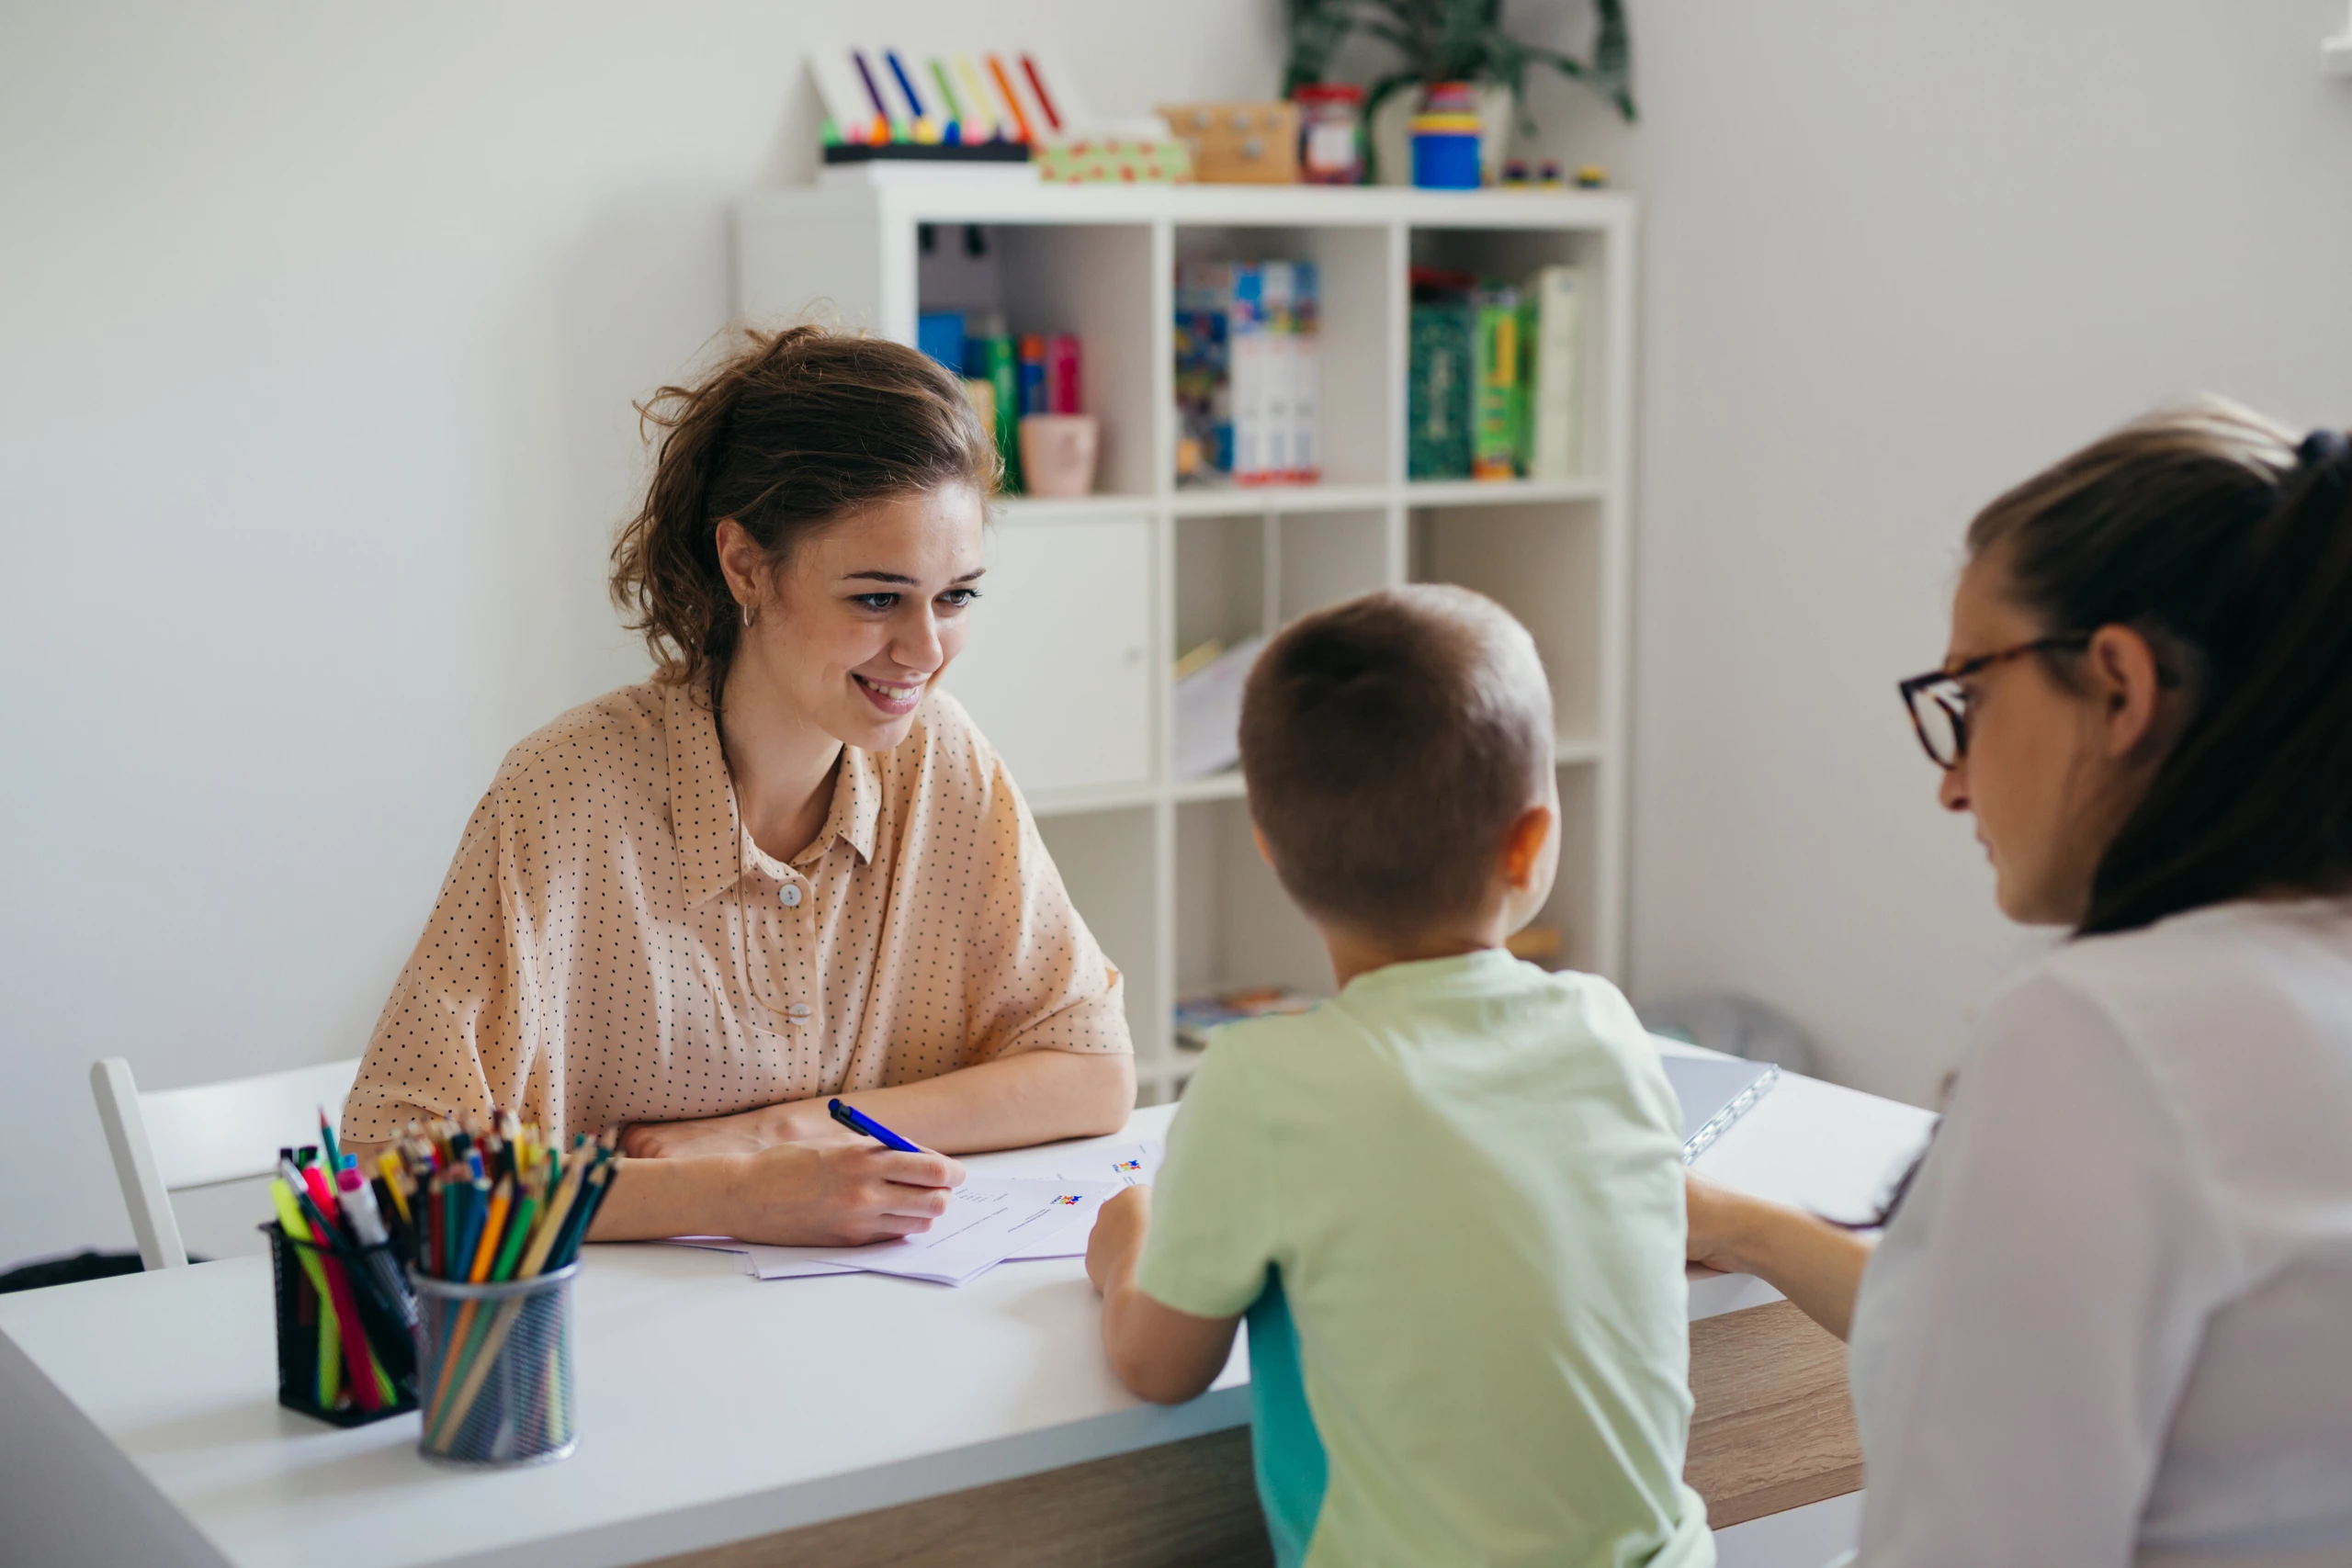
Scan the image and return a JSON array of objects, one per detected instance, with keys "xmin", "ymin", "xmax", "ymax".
[
  {"xmin": 655, "ymin": 1147, "xmax": 1160, "ymax": 1279},
  {"xmin": 1172, "ymin": 637, "xmax": 1264, "ymax": 780},
  {"xmin": 736, "ymin": 1176, "xmax": 1120, "ymax": 1285},
  {"xmin": 997, "ymin": 1141, "xmax": 1164, "ymax": 1260},
  {"xmin": 653, "ymin": 1236, "xmax": 860, "ymax": 1278},
  {"xmin": 730, "ymin": 1248, "xmax": 857, "ymax": 1280}
]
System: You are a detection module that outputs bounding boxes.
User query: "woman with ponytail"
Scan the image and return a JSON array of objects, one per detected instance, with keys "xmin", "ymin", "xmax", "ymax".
[
  {"xmin": 1687, "ymin": 401, "xmax": 2352, "ymax": 1564},
  {"xmin": 339, "ymin": 326, "xmax": 1135, "ymax": 1243}
]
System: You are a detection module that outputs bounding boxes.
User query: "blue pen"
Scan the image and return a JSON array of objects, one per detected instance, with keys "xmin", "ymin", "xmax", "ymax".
[{"xmin": 829, "ymin": 1098, "xmax": 922, "ymax": 1152}]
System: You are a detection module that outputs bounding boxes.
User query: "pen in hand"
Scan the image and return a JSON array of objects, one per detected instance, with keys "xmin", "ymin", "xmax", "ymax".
[{"xmin": 828, "ymin": 1098, "xmax": 923, "ymax": 1153}]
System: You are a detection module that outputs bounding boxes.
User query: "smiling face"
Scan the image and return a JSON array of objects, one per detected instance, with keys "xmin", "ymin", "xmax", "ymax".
[{"xmin": 721, "ymin": 485, "xmax": 987, "ymax": 754}]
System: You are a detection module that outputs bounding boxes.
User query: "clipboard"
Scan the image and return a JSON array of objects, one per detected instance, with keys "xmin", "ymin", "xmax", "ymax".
[{"xmin": 1659, "ymin": 1051, "xmax": 1781, "ymax": 1165}]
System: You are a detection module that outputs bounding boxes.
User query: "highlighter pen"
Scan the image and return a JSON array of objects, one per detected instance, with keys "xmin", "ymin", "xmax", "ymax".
[
  {"xmin": 828, "ymin": 1099, "xmax": 922, "ymax": 1152},
  {"xmin": 336, "ymin": 1167, "xmax": 419, "ymax": 1333},
  {"xmin": 271, "ymin": 1177, "xmax": 342, "ymax": 1409},
  {"xmin": 279, "ymin": 1165, "xmax": 384, "ymax": 1412}
]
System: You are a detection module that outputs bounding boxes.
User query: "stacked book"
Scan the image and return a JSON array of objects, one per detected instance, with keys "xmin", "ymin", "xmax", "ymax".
[
  {"xmin": 1174, "ymin": 261, "xmax": 1322, "ymax": 486},
  {"xmin": 918, "ymin": 310, "xmax": 1082, "ymax": 495},
  {"xmin": 1408, "ymin": 265, "xmax": 1586, "ymax": 482}
]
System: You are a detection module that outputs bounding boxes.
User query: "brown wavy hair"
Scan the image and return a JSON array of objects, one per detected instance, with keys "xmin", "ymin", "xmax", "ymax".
[
  {"xmin": 1968, "ymin": 399, "xmax": 2352, "ymax": 936},
  {"xmin": 609, "ymin": 322, "xmax": 999, "ymax": 700}
]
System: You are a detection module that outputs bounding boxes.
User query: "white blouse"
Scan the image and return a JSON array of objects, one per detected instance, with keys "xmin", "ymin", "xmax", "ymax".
[{"xmin": 1849, "ymin": 897, "xmax": 2352, "ymax": 1567}]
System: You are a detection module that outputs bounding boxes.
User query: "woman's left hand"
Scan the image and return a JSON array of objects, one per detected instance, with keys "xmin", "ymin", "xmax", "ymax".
[{"xmin": 620, "ymin": 1100, "xmax": 841, "ymax": 1159}]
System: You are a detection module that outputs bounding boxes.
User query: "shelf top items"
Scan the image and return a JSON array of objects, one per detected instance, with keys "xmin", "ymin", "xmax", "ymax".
[{"xmin": 743, "ymin": 179, "xmax": 1633, "ymax": 229}]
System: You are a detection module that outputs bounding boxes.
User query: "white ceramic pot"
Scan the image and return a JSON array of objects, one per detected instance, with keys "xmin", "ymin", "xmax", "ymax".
[{"xmin": 1018, "ymin": 414, "xmax": 1099, "ymax": 498}]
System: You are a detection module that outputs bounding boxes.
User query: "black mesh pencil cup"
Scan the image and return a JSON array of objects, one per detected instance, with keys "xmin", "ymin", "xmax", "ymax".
[
  {"xmin": 412, "ymin": 1261, "xmax": 581, "ymax": 1467},
  {"xmin": 262, "ymin": 1222, "xmax": 419, "ymax": 1427}
]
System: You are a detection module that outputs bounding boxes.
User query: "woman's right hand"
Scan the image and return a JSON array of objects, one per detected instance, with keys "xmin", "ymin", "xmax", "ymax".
[
  {"xmin": 719, "ymin": 1141, "xmax": 966, "ymax": 1247},
  {"xmin": 1685, "ymin": 1168, "xmax": 1873, "ymax": 1343}
]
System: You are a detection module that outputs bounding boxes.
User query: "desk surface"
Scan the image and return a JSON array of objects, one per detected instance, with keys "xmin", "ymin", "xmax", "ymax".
[{"xmin": 0, "ymin": 1052, "xmax": 1933, "ymax": 1568}]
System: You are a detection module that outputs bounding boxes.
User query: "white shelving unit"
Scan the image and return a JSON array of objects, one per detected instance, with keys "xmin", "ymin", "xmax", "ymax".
[{"xmin": 736, "ymin": 183, "xmax": 1637, "ymax": 1100}]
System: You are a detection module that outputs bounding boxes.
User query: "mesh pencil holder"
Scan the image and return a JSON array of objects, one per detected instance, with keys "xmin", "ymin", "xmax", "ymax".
[
  {"xmin": 261, "ymin": 1222, "xmax": 419, "ymax": 1427},
  {"xmin": 411, "ymin": 1262, "xmax": 581, "ymax": 1468}
]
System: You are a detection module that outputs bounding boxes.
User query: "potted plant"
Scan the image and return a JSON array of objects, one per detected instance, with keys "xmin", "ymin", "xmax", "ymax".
[{"xmin": 1283, "ymin": 0, "xmax": 1635, "ymax": 184}]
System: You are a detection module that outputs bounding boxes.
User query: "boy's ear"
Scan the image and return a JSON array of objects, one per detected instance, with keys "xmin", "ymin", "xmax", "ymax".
[
  {"xmin": 1500, "ymin": 805, "xmax": 1555, "ymax": 891},
  {"xmin": 1251, "ymin": 821, "xmax": 1273, "ymax": 868}
]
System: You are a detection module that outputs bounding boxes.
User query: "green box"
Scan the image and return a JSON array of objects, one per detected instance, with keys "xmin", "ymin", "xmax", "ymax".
[
  {"xmin": 1408, "ymin": 300, "xmax": 1474, "ymax": 480},
  {"xmin": 1470, "ymin": 287, "xmax": 1521, "ymax": 481}
]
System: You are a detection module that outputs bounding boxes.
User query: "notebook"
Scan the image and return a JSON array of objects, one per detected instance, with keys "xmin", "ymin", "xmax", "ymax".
[{"xmin": 1659, "ymin": 1052, "xmax": 1781, "ymax": 1165}]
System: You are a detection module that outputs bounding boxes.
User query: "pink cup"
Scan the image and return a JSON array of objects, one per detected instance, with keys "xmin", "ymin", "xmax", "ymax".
[{"xmin": 1019, "ymin": 414, "xmax": 1100, "ymax": 498}]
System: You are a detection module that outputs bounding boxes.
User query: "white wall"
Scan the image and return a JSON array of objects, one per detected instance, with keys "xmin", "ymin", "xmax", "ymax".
[
  {"xmin": 0, "ymin": 2, "xmax": 1279, "ymax": 1269},
  {"xmin": 4, "ymin": 2, "xmax": 2346, "ymax": 1269},
  {"xmin": 1571, "ymin": 0, "xmax": 2352, "ymax": 1106}
]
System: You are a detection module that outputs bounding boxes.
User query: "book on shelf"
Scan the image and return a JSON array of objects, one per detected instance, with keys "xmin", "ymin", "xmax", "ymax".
[
  {"xmin": 1017, "ymin": 333, "xmax": 1047, "ymax": 416},
  {"xmin": 1408, "ymin": 273, "xmax": 1474, "ymax": 480},
  {"xmin": 1408, "ymin": 265, "xmax": 1587, "ymax": 483},
  {"xmin": 965, "ymin": 319, "xmax": 1023, "ymax": 491},
  {"xmin": 1174, "ymin": 260, "xmax": 1320, "ymax": 487},
  {"xmin": 1517, "ymin": 265, "xmax": 1586, "ymax": 482},
  {"xmin": 1471, "ymin": 283, "xmax": 1522, "ymax": 481}
]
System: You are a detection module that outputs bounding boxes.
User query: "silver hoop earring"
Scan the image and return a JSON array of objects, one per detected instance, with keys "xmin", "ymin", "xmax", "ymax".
[{"xmin": 741, "ymin": 601, "xmax": 755, "ymax": 629}]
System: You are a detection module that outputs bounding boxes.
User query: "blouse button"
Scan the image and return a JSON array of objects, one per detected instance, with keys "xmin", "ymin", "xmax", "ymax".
[
  {"xmin": 788, "ymin": 1003, "xmax": 811, "ymax": 1018},
  {"xmin": 781, "ymin": 885, "xmax": 804, "ymax": 908}
]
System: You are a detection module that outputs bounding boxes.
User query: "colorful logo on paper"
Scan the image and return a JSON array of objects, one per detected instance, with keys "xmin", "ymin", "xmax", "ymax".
[
  {"xmin": 1113, "ymin": 1159, "xmax": 1142, "ymax": 1173},
  {"xmin": 1051, "ymin": 1194, "xmax": 1083, "ymax": 1205}
]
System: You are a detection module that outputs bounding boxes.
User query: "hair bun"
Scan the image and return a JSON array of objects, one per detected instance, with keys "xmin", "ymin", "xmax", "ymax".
[{"xmin": 2295, "ymin": 427, "xmax": 2350, "ymax": 472}]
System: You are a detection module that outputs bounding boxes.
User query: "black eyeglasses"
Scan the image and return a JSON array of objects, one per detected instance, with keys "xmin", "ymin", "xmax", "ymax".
[{"xmin": 1896, "ymin": 634, "xmax": 2092, "ymax": 769}]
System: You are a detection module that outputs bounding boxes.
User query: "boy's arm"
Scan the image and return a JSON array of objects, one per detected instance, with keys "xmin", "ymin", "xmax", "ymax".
[{"xmin": 1086, "ymin": 1188, "xmax": 1242, "ymax": 1404}]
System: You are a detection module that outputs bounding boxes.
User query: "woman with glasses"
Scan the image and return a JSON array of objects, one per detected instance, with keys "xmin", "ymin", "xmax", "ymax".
[{"xmin": 1687, "ymin": 401, "xmax": 2352, "ymax": 1564}]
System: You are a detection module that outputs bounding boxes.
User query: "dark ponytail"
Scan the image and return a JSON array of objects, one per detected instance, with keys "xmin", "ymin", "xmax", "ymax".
[
  {"xmin": 1966, "ymin": 400, "xmax": 2352, "ymax": 935},
  {"xmin": 609, "ymin": 323, "xmax": 1000, "ymax": 702}
]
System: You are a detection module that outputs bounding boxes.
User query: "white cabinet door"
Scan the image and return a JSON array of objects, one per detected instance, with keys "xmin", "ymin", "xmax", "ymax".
[{"xmin": 944, "ymin": 513, "xmax": 1153, "ymax": 797}]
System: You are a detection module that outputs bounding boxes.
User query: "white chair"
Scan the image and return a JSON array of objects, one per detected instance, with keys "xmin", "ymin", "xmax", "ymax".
[{"xmin": 90, "ymin": 1055, "xmax": 363, "ymax": 1269}]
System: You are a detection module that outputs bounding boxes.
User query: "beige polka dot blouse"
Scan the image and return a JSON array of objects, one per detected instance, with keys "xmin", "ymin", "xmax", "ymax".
[{"xmin": 343, "ymin": 679, "xmax": 1129, "ymax": 1144}]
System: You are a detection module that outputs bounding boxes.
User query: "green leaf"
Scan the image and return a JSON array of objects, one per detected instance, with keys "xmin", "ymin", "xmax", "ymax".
[
  {"xmin": 1282, "ymin": 0, "xmax": 1360, "ymax": 96},
  {"xmin": 1292, "ymin": 0, "xmax": 1639, "ymax": 141}
]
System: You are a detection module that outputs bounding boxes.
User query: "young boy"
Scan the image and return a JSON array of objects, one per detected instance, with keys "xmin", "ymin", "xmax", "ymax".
[{"xmin": 1086, "ymin": 586, "xmax": 1712, "ymax": 1567}]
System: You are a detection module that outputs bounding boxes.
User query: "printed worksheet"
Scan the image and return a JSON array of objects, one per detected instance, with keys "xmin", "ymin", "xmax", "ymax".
[
  {"xmin": 996, "ymin": 1140, "xmax": 1164, "ymax": 1260},
  {"xmin": 736, "ymin": 1176, "xmax": 1120, "ymax": 1285}
]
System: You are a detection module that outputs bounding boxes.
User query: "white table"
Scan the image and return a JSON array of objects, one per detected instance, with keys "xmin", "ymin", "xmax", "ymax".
[{"xmin": 0, "ymin": 1054, "xmax": 1934, "ymax": 1568}]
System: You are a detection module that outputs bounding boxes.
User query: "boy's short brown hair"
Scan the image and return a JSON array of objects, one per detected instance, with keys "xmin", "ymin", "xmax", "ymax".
[{"xmin": 1238, "ymin": 585, "xmax": 1553, "ymax": 942}]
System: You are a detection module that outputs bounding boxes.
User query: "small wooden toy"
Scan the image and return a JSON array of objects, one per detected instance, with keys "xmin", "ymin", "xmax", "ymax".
[{"xmin": 1156, "ymin": 102, "xmax": 1301, "ymax": 184}]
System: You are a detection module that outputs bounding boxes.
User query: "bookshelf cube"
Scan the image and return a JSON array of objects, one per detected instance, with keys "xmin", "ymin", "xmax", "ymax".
[{"xmin": 737, "ymin": 184, "xmax": 1635, "ymax": 1100}]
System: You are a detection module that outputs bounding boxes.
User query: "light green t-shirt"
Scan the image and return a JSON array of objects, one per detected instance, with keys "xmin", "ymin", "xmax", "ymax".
[{"xmin": 1136, "ymin": 950, "xmax": 1713, "ymax": 1568}]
